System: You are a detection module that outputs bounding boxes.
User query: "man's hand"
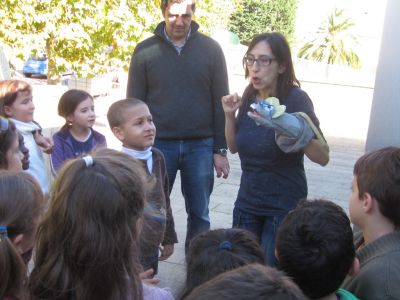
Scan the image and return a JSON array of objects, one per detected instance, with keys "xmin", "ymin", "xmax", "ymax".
[
  {"xmin": 213, "ymin": 154, "xmax": 229, "ymax": 179},
  {"xmin": 159, "ymin": 244, "xmax": 174, "ymax": 261}
]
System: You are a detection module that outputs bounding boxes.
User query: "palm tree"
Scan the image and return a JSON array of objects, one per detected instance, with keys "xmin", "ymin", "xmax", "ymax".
[{"xmin": 298, "ymin": 8, "xmax": 361, "ymax": 69}]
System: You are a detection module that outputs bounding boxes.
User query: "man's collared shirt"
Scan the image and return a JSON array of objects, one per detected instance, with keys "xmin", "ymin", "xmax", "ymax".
[{"xmin": 163, "ymin": 26, "xmax": 192, "ymax": 55}]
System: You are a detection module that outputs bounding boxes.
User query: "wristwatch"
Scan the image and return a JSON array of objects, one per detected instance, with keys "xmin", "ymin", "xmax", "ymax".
[{"xmin": 213, "ymin": 148, "xmax": 228, "ymax": 157}]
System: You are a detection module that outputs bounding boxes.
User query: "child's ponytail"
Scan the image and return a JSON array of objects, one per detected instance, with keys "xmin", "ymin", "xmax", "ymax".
[{"xmin": 0, "ymin": 225, "xmax": 27, "ymax": 299}]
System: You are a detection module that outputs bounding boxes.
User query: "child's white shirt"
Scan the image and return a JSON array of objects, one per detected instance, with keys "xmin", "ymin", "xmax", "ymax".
[
  {"xmin": 121, "ymin": 146, "xmax": 153, "ymax": 174},
  {"xmin": 11, "ymin": 119, "xmax": 50, "ymax": 194}
]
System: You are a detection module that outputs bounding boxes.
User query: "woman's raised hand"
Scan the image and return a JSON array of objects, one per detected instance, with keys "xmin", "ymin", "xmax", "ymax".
[{"xmin": 221, "ymin": 93, "xmax": 242, "ymax": 117}]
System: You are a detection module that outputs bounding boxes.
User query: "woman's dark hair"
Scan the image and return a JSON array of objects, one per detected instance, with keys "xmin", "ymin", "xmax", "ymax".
[
  {"xmin": 243, "ymin": 32, "xmax": 300, "ymax": 100},
  {"xmin": 180, "ymin": 228, "xmax": 265, "ymax": 299},
  {"xmin": 29, "ymin": 149, "xmax": 148, "ymax": 300}
]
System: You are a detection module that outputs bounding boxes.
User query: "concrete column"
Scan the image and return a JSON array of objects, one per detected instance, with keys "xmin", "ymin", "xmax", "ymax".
[{"xmin": 365, "ymin": 0, "xmax": 400, "ymax": 152}]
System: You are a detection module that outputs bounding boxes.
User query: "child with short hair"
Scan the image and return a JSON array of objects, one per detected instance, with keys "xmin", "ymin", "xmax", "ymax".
[
  {"xmin": 276, "ymin": 199, "xmax": 359, "ymax": 299},
  {"xmin": 342, "ymin": 147, "xmax": 400, "ymax": 299},
  {"xmin": 181, "ymin": 228, "xmax": 265, "ymax": 299},
  {"xmin": 0, "ymin": 170, "xmax": 45, "ymax": 300},
  {"xmin": 29, "ymin": 149, "xmax": 174, "ymax": 300},
  {"xmin": 182, "ymin": 263, "xmax": 307, "ymax": 300},
  {"xmin": 107, "ymin": 98, "xmax": 177, "ymax": 274},
  {"xmin": 51, "ymin": 89, "xmax": 106, "ymax": 174},
  {"xmin": 0, "ymin": 117, "xmax": 24, "ymax": 171},
  {"xmin": 0, "ymin": 80, "xmax": 52, "ymax": 193}
]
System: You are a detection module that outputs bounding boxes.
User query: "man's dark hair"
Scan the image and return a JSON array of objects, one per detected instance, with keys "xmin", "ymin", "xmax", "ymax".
[
  {"xmin": 276, "ymin": 199, "xmax": 355, "ymax": 299},
  {"xmin": 160, "ymin": 0, "xmax": 196, "ymax": 14},
  {"xmin": 354, "ymin": 147, "xmax": 400, "ymax": 227}
]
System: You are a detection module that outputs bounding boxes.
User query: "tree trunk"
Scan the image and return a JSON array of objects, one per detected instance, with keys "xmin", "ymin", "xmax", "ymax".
[{"xmin": 46, "ymin": 35, "xmax": 60, "ymax": 85}]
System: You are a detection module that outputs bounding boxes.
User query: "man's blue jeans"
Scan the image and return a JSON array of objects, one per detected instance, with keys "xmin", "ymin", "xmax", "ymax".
[
  {"xmin": 154, "ymin": 138, "xmax": 214, "ymax": 251},
  {"xmin": 232, "ymin": 207, "xmax": 284, "ymax": 267}
]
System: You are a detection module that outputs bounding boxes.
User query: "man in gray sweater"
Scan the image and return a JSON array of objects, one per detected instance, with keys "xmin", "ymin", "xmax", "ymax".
[{"xmin": 127, "ymin": 0, "xmax": 230, "ymax": 251}]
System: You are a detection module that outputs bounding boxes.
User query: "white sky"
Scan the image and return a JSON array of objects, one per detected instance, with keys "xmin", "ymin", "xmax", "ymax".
[{"xmin": 295, "ymin": 0, "xmax": 388, "ymax": 71}]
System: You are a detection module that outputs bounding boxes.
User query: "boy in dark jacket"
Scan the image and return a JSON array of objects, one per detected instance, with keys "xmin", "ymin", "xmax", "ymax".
[
  {"xmin": 276, "ymin": 199, "xmax": 359, "ymax": 300},
  {"xmin": 107, "ymin": 98, "xmax": 177, "ymax": 275},
  {"xmin": 342, "ymin": 147, "xmax": 400, "ymax": 299}
]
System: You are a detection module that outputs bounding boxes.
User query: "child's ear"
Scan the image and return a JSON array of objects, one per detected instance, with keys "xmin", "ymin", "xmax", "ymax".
[
  {"xmin": 112, "ymin": 126, "xmax": 125, "ymax": 141},
  {"xmin": 274, "ymin": 248, "xmax": 280, "ymax": 261},
  {"xmin": 348, "ymin": 257, "xmax": 360, "ymax": 276},
  {"xmin": 10, "ymin": 233, "xmax": 24, "ymax": 251},
  {"xmin": 3, "ymin": 105, "xmax": 13, "ymax": 117},
  {"xmin": 362, "ymin": 192, "xmax": 374, "ymax": 213},
  {"xmin": 66, "ymin": 114, "xmax": 74, "ymax": 124},
  {"xmin": 278, "ymin": 63, "xmax": 286, "ymax": 74}
]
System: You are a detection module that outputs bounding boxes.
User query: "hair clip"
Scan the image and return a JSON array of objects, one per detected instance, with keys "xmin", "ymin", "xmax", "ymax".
[
  {"xmin": 82, "ymin": 155, "xmax": 94, "ymax": 167},
  {"xmin": 0, "ymin": 225, "xmax": 8, "ymax": 239},
  {"xmin": 0, "ymin": 117, "xmax": 9, "ymax": 132},
  {"xmin": 219, "ymin": 240, "xmax": 232, "ymax": 250}
]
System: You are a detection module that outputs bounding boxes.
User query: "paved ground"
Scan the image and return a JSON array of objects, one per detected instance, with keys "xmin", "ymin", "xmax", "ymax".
[{"xmin": 30, "ymin": 78, "xmax": 368, "ymax": 297}]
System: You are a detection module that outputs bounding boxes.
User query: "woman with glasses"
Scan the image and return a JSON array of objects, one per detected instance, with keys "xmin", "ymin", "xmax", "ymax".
[
  {"xmin": 221, "ymin": 32, "xmax": 329, "ymax": 266},
  {"xmin": 0, "ymin": 117, "xmax": 24, "ymax": 171}
]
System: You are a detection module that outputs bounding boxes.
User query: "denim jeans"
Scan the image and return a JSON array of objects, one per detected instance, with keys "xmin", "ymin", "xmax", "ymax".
[
  {"xmin": 154, "ymin": 138, "xmax": 214, "ymax": 251},
  {"xmin": 232, "ymin": 207, "xmax": 284, "ymax": 267}
]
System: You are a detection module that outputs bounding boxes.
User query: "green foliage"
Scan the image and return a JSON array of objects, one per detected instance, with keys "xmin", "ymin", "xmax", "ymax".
[
  {"xmin": 195, "ymin": 0, "xmax": 236, "ymax": 35},
  {"xmin": 0, "ymin": 0, "xmax": 161, "ymax": 83},
  {"xmin": 228, "ymin": 0, "xmax": 298, "ymax": 45},
  {"xmin": 0, "ymin": 0, "xmax": 241, "ymax": 83},
  {"xmin": 297, "ymin": 8, "xmax": 361, "ymax": 69}
]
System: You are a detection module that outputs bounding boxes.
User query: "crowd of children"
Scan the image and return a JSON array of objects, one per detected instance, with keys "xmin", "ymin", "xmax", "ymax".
[{"xmin": 1, "ymin": 78, "xmax": 400, "ymax": 299}]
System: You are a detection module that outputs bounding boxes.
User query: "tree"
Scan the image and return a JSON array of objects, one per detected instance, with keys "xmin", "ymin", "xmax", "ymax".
[
  {"xmin": 195, "ymin": 0, "xmax": 236, "ymax": 35},
  {"xmin": 0, "ymin": 0, "xmax": 161, "ymax": 83},
  {"xmin": 297, "ymin": 8, "xmax": 361, "ymax": 69},
  {"xmin": 228, "ymin": 0, "xmax": 298, "ymax": 45},
  {"xmin": 0, "ymin": 0, "xmax": 238, "ymax": 84}
]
